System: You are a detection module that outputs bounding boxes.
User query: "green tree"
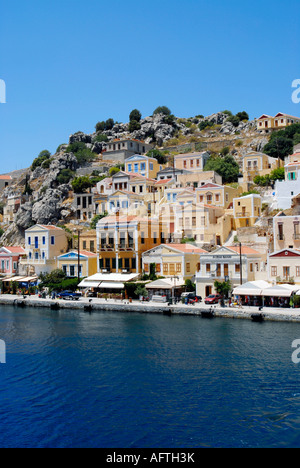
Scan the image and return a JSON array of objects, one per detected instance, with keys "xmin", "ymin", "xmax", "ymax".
[
  {"xmin": 264, "ymin": 136, "xmax": 294, "ymax": 160},
  {"xmin": 129, "ymin": 109, "xmax": 142, "ymax": 122},
  {"xmin": 71, "ymin": 176, "xmax": 93, "ymax": 193},
  {"xmin": 236, "ymin": 111, "xmax": 249, "ymax": 121},
  {"xmin": 204, "ymin": 155, "xmax": 240, "ymax": 183},
  {"xmin": 128, "ymin": 120, "xmax": 141, "ymax": 133},
  {"xmin": 56, "ymin": 169, "xmax": 75, "ymax": 184},
  {"xmin": 153, "ymin": 106, "xmax": 171, "ymax": 116},
  {"xmin": 270, "ymin": 167, "xmax": 285, "ymax": 181},
  {"xmin": 95, "ymin": 121, "xmax": 106, "ymax": 132},
  {"xmin": 227, "ymin": 115, "xmax": 240, "ymax": 127},
  {"xmin": 31, "ymin": 149, "xmax": 51, "ymax": 171},
  {"xmin": 185, "ymin": 279, "xmax": 196, "ymax": 292},
  {"xmin": 105, "ymin": 118, "xmax": 115, "ymax": 130},
  {"xmin": 214, "ymin": 280, "xmax": 232, "ymax": 298},
  {"xmin": 90, "ymin": 212, "xmax": 108, "ymax": 229},
  {"xmin": 146, "ymin": 149, "xmax": 167, "ymax": 164},
  {"xmin": 109, "ymin": 167, "xmax": 121, "ymax": 177}
]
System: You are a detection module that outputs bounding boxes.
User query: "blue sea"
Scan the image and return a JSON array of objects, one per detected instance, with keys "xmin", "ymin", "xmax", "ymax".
[{"xmin": 1, "ymin": 305, "xmax": 300, "ymax": 448}]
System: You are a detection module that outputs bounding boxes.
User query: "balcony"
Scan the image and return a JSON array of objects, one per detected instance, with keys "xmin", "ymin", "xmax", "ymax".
[
  {"xmin": 293, "ymin": 233, "xmax": 300, "ymax": 240},
  {"xmin": 277, "ymin": 234, "xmax": 285, "ymax": 241},
  {"xmin": 236, "ymin": 212, "xmax": 250, "ymax": 218}
]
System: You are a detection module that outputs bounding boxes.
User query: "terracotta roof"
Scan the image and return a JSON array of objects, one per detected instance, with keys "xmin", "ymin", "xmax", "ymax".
[
  {"xmin": 0, "ymin": 175, "xmax": 12, "ymax": 180},
  {"xmin": 0, "ymin": 246, "xmax": 25, "ymax": 254},
  {"xmin": 227, "ymin": 246, "xmax": 261, "ymax": 255},
  {"xmin": 155, "ymin": 179, "xmax": 173, "ymax": 185},
  {"xmin": 165, "ymin": 243, "xmax": 207, "ymax": 254}
]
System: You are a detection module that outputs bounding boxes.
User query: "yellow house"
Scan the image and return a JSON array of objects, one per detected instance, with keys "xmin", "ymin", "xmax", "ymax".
[
  {"xmin": 125, "ymin": 154, "xmax": 164, "ymax": 179},
  {"xmin": 174, "ymin": 202, "xmax": 233, "ymax": 246},
  {"xmin": 242, "ymin": 152, "xmax": 282, "ymax": 183},
  {"xmin": 79, "ymin": 230, "xmax": 97, "ymax": 253},
  {"xmin": 57, "ymin": 250, "xmax": 98, "ymax": 278},
  {"xmin": 196, "ymin": 183, "xmax": 242, "ymax": 209},
  {"xmin": 20, "ymin": 225, "xmax": 68, "ymax": 276},
  {"xmin": 96, "ymin": 215, "xmax": 164, "ymax": 275},
  {"xmin": 142, "ymin": 243, "xmax": 207, "ymax": 280},
  {"xmin": 233, "ymin": 194, "xmax": 262, "ymax": 229},
  {"xmin": 257, "ymin": 113, "xmax": 300, "ymax": 132}
]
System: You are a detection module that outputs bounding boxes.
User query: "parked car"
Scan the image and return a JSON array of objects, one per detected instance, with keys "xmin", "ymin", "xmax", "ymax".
[
  {"xmin": 204, "ymin": 294, "xmax": 222, "ymax": 305},
  {"xmin": 57, "ymin": 291, "xmax": 81, "ymax": 301}
]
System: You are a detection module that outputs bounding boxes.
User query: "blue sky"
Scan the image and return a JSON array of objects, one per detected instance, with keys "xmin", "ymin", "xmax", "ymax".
[{"xmin": 0, "ymin": 0, "xmax": 299, "ymax": 173}]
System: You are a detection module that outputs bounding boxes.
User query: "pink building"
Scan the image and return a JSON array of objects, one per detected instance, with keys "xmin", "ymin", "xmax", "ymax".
[{"xmin": 0, "ymin": 246, "xmax": 26, "ymax": 276}]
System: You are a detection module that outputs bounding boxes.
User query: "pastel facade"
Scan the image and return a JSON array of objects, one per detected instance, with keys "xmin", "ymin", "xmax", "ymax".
[
  {"xmin": 241, "ymin": 152, "xmax": 281, "ymax": 183},
  {"xmin": 195, "ymin": 245, "xmax": 264, "ymax": 298},
  {"xmin": 273, "ymin": 213, "xmax": 300, "ymax": 252},
  {"xmin": 79, "ymin": 230, "xmax": 97, "ymax": 253},
  {"xmin": 174, "ymin": 202, "xmax": 232, "ymax": 246},
  {"xmin": 125, "ymin": 154, "xmax": 163, "ymax": 179},
  {"xmin": 0, "ymin": 246, "xmax": 26, "ymax": 276},
  {"xmin": 96, "ymin": 215, "xmax": 163, "ymax": 274},
  {"xmin": 233, "ymin": 194, "xmax": 262, "ymax": 228},
  {"xmin": 257, "ymin": 113, "xmax": 300, "ymax": 133},
  {"xmin": 174, "ymin": 151, "xmax": 210, "ymax": 172},
  {"xmin": 142, "ymin": 243, "xmax": 207, "ymax": 281},
  {"xmin": 268, "ymin": 249, "xmax": 300, "ymax": 285},
  {"xmin": 196, "ymin": 183, "xmax": 242, "ymax": 209},
  {"xmin": 275, "ymin": 156, "xmax": 300, "ymax": 209},
  {"xmin": 57, "ymin": 250, "xmax": 98, "ymax": 278},
  {"xmin": 20, "ymin": 225, "xmax": 68, "ymax": 275},
  {"xmin": 103, "ymin": 139, "xmax": 153, "ymax": 163}
]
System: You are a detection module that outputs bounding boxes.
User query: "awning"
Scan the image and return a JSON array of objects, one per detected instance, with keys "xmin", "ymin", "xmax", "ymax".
[
  {"xmin": 78, "ymin": 281, "xmax": 101, "ymax": 288},
  {"xmin": 99, "ymin": 282, "xmax": 125, "ymax": 290},
  {"xmin": 232, "ymin": 281, "xmax": 271, "ymax": 297},
  {"xmin": 146, "ymin": 278, "xmax": 185, "ymax": 290},
  {"xmin": 262, "ymin": 285, "xmax": 299, "ymax": 297},
  {"xmin": 2, "ymin": 275, "xmax": 38, "ymax": 283}
]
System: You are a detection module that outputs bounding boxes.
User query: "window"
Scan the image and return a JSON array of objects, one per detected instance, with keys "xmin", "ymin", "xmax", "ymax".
[
  {"xmin": 283, "ymin": 266, "xmax": 290, "ymax": 279},
  {"xmin": 176, "ymin": 263, "xmax": 181, "ymax": 273},
  {"xmin": 163, "ymin": 264, "xmax": 168, "ymax": 274},
  {"xmin": 296, "ymin": 266, "xmax": 300, "ymax": 277},
  {"xmin": 70, "ymin": 265, "xmax": 75, "ymax": 277},
  {"xmin": 13, "ymin": 262, "xmax": 17, "ymax": 271},
  {"xmin": 235, "ymin": 264, "xmax": 240, "ymax": 274},
  {"xmin": 141, "ymin": 232, "xmax": 145, "ymax": 245},
  {"xmin": 35, "ymin": 237, "xmax": 39, "ymax": 249},
  {"xmin": 186, "ymin": 263, "xmax": 191, "ymax": 273},
  {"xmin": 206, "ymin": 264, "xmax": 211, "ymax": 273},
  {"xmin": 149, "ymin": 163, "xmax": 153, "ymax": 171},
  {"xmin": 128, "ymin": 164, "xmax": 132, "ymax": 172},
  {"xmin": 250, "ymin": 263, "xmax": 253, "ymax": 273},
  {"xmin": 134, "ymin": 163, "xmax": 139, "ymax": 173},
  {"xmin": 144, "ymin": 263, "xmax": 149, "ymax": 273},
  {"xmin": 141, "ymin": 163, "xmax": 146, "ymax": 171},
  {"xmin": 28, "ymin": 237, "xmax": 31, "ymax": 246},
  {"xmin": 83, "ymin": 241, "xmax": 87, "ymax": 250},
  {"xmin": 51, "ymin": 236, "xmax": 55, "ymax": 245},
  {"xmin": 271, "ymin": 266, "xmax": 277, "ymax": 277},
  {"xmin": 42, "ymin": 236, "xmax": 46, "ymax": 245}
]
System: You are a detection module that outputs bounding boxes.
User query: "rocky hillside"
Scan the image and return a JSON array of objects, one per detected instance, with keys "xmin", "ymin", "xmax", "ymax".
[{"xmin": 0, "ymin": 110, "xmax": 269, "ymax": 246}]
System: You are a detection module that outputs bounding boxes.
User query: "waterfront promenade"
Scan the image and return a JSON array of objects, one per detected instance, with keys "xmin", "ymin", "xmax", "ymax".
[{"xmin": 1, "ymin": 294, "xmax": 300, "ymax": 323}]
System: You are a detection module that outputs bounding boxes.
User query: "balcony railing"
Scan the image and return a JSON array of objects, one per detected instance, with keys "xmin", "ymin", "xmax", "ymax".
[
  {"xmin": 293, "ymin": 233, "xmax": 300, "ymax": 240},
  {"xmin": 236, "ymin": 212, "xmax": 250, "ymax": 218},
  {"xmin": 277, "ymin": 234, "xmax": 285, "ymax": 241}
]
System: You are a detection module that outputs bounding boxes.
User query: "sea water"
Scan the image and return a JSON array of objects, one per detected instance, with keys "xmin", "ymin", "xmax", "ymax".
[{"xmin": 1, "ymin": 305, "xmax": 300, "ymax": 448}]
